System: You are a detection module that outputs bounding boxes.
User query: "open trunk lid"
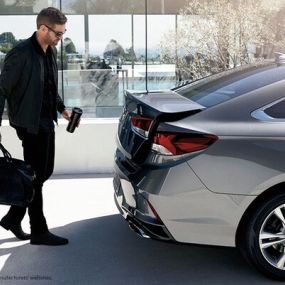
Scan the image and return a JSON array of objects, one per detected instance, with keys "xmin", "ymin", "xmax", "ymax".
[{"xmin": 117, "ymin": 90, "xmax": 205, "ymax": 163}]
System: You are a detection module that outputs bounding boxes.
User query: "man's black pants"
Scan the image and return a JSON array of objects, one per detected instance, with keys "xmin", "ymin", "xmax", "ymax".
[{"xmin": 2, "ymin": 129, "xmax": 55, "ymax": 234}]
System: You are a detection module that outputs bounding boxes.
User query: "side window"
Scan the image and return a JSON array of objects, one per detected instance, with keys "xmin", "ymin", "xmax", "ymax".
[{"xmin": 264, "ymin": 99, "xmax": 285, "ymax": 119}]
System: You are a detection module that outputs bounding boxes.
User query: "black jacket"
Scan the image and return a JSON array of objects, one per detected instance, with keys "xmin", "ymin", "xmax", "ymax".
[{"xmin": 0, "ymin": 33, "xmax": 65, "ymax": 133}]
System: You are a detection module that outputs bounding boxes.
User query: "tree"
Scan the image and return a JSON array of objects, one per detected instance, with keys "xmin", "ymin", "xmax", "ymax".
[
  {"xmin": 124, "ymin": 47, "xmax": 137, "ymax": 62},
  {"xmin": 257, "ymin": 1, "xmax": 285, "ymax": 58},
  {"xmin": 0, "ymin": 32, "xmax": 17, "ymax": 54},
  {"xmin": 63, "ymin": 37, "xmax": 77, "ymax": 54},
  {"xmin": 0, "ymin": 32, "xmax": 16, "ymax": 45},
  {"xmin": 103, "ymin": 39, "xmax": 125, "ymax": 64},
  {"xmin": 160, "ymin": 0, "xmax": 285, "ymax": 81}
]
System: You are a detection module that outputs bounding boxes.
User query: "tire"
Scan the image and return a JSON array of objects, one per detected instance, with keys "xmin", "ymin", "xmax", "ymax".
[{"xmin": 238, "ymin": 193, "xmax": 285, "ymax": 280}]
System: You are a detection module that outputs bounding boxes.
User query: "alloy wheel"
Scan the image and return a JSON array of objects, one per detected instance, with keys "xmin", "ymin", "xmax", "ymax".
[{"xmin": 259, "ymin": 204, "xmax": 285, "ymax": 270}]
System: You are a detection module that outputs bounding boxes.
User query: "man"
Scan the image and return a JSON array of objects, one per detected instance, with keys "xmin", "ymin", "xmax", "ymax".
[{"xmin": 0, "ymin": 7, "xmax": 72, "ymax": 246}]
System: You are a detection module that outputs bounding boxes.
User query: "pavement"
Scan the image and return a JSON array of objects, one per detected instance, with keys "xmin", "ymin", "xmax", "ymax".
[{"xmin": 0, "ymin": 174, "xmax": 279, "ymax": 285}]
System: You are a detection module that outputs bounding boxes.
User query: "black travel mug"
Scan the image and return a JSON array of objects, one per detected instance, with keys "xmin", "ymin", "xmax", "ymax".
[{"xmin": 66, "ymin": 107, "xmax": 83, "ymax": 133}]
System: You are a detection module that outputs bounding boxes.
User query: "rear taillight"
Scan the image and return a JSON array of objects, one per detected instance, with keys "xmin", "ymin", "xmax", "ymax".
[
  {"xmin": 131, "ymin": 115, "xmax": 217, "ymax": 156},
  {"xmin": 152, "ymin": 133, "xmax": 218, "ymax": 155},
  {"xmin": 131, "ymin": 116, "xmax": 153, "ymax": 137}
]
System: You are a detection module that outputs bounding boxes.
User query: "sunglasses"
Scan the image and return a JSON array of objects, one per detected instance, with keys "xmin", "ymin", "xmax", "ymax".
[{"xmin": 44, "ymin": 24, "xmax": 66, "ymax": 38}]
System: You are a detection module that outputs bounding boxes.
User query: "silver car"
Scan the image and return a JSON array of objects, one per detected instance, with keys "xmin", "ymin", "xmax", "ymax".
[{"xmin": 113, "ymin": 58, "xmax": 285, "ymax": 280}]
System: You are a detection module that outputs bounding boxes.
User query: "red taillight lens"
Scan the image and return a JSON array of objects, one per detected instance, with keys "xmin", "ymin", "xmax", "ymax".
[
  {"xmin": 153, "ymin": 133, "xmax": 217, "ymax": 155},
  {"xmin": 131, "ymin": 116, "xmax": 153, "ymax": 137}
]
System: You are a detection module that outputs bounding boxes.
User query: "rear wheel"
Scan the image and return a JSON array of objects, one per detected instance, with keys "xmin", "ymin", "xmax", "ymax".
[{"xmin": 238, "ymin": 193, "xmax": 285, "ymax": 280}]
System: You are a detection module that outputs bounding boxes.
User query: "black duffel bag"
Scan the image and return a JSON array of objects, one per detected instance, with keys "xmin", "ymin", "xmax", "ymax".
[{"xmin": 0, "ymin": 143, "xmax": 35, "ymax": 207}]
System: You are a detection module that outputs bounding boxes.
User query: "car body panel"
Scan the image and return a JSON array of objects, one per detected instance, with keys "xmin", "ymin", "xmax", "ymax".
[
  {"xmin": 148, "ymin": 189, "xmax": 255, "ymax": 246},
  {"xmin": 114, "ymin": 157, "xmax": 256, "ymax": 246},
  {"xmin": 188, "ymin": 138, "xmax": 285, "ymax": 196},
  {"xmin": 159, "ymin": 79, "xmax": 285, "ymax": 195}
]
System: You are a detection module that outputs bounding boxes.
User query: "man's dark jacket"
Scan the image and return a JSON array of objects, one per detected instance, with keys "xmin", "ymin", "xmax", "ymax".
[{"xmin": 0, "ymin": 33, "xmax": 65, "ymax": 133}]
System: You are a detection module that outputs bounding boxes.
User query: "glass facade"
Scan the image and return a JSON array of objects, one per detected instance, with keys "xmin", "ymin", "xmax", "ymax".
[
  {"xmin": 1, "ymin": 1, "xmax": 283, "ymax": 118},
  {"xmin": 0, "ymin": 0, "xmax": 195, "ymax": 118}
]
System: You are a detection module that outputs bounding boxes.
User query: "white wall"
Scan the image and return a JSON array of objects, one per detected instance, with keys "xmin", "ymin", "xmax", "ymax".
[{"xmin": 0, "ymin": 118, "xmax": 119, "ymax": 175}]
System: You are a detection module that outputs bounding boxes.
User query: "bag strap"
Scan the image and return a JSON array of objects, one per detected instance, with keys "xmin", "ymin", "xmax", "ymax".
[{"xmin": 0, "ymin": 143, "xmax": 12, "ymax": 162}]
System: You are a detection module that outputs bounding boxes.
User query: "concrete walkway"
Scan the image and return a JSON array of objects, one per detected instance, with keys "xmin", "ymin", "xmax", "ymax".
[{"xmin": 0, "ymin": 175, "xmax": 277, "ymax": 284}]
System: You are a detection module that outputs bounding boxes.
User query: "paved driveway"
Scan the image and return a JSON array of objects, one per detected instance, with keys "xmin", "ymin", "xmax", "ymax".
[{"xmin": 0, "ymin": 175, "xmax": 278, "ymax": 284}]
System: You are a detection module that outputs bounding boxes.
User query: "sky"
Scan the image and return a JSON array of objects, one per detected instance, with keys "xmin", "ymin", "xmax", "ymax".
[{"xmin": 0, "ymin": 14, "xmax": 176, "ymax": 56}]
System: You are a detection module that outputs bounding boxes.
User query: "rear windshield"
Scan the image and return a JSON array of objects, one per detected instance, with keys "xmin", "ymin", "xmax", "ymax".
[{"xmin": 175, "ymin": 62, "xmax": 285, "ymax": 107}]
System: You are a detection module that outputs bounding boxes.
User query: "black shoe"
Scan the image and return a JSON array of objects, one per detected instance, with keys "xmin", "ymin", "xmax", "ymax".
[
  {"xmin": 0, "ymin": 220, "xmax": 31, "ymax": 240},
  {"xmin": 31, "ymin": 231, "xmax": 69, "ymax": 246}
]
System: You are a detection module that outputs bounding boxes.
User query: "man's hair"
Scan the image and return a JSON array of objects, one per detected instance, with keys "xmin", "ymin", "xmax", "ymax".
[{"xmin": 36, "ymin": 7, "xmax": 67, "ymax": 29}]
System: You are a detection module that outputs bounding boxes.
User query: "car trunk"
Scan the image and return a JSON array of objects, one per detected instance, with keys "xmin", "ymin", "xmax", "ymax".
[{"xmin": 117, "ymin": 90, "xmax": 205, "ymax": 164}]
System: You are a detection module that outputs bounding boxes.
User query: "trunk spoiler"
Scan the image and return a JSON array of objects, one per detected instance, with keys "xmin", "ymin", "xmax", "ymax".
[{"xmin": 125, "ymin": 90, "xmax": 205, "ymax": 116}]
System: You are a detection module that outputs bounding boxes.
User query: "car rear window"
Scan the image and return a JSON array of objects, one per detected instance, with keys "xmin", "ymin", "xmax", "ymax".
[{"xmin": 175, "ymin": 63, "xmax": 285, "ymax": 107}]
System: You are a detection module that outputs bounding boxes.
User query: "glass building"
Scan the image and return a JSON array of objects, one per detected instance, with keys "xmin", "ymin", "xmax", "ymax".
[{"xmin": 0, "ymin": 0, "xmax": 190, "ymax": 118}]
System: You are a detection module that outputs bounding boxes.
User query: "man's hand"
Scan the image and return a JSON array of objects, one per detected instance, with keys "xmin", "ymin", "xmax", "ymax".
[
  {"xmin": 61, "ymin": 109, "xmax": 72, "ymax": 122},
  {"xmin": 61, "ymin": 109, "xmax": 81, "ymax": 128}
]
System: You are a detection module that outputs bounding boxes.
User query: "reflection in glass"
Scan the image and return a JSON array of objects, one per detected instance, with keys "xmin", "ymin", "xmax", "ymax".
[
  {"xmin": 0, "ymin": 15, "xmax": 38, "ymax": 118},
  {"xmin": 62, "ymin": 0, "xmax": 145, "ymax": 14},
  {"xmin": 0, "ymin": 0, "xmax": 194, "ymax": 118},
  {"xmin": 0, "ymin": 0, "xmax": 56, "ymax": 14},
  {"xmin": 146, "ymin": 15, "xmax": 176, "ymax": 90},
  {"xmin": 0, "ymin": 15, "xmax": 36, "ymax": 73}
]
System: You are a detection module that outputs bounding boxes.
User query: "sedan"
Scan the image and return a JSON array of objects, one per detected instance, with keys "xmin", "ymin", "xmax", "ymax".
[{"xmin": 113, "ymin": 57, "xmax": 285, "ymax": 280}]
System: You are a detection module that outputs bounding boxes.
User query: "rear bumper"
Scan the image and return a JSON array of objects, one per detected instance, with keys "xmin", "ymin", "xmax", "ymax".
[{"xmin": 113, "ymin": 173, "xmax": 174, "ymax": 241}]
